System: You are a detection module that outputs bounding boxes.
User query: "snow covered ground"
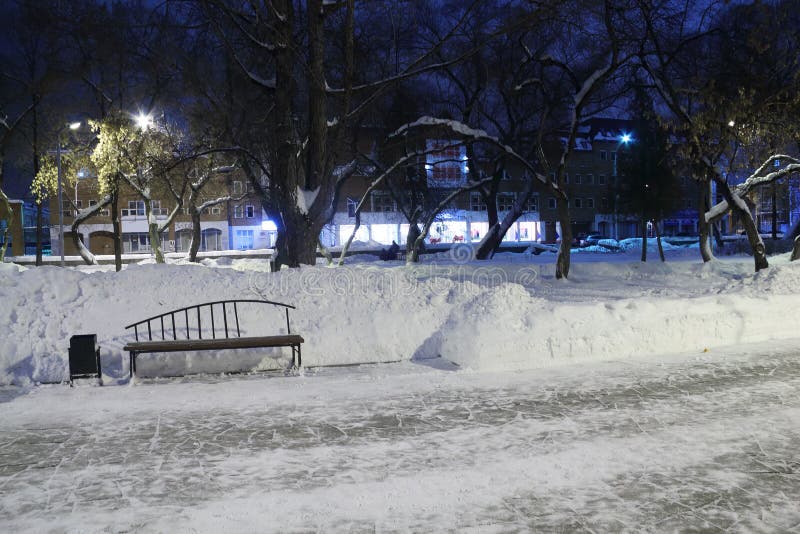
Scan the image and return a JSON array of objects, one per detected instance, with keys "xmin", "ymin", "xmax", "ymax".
[
  {"xmin": 1, "ymin": 242, "xmax": 800, "ymax": 530},
  {"xmin": 2, "ymin": 241, "xmax": 800, "ymax": 385},
  {"xmin": 1, "ymin": 341, "xmax": 799, "ymax": 531}
]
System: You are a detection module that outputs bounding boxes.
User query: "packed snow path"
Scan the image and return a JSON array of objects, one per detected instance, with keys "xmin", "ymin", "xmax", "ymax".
[{"xmin": 1, "ymin": 342, "xmax": 799, "ymax": 531}]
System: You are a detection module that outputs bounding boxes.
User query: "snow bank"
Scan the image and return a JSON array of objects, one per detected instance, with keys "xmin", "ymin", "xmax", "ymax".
[{"xmin": 2, "ymin": 253, "xmax": 800, "ymax": 385}]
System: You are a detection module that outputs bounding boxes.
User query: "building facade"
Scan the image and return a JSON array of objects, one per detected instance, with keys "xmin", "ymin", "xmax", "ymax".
[
  {"xmin": 47, "ymin": 171, "xmax": 276, "ymax": 257},
  {"xmin": 324, "ymin": 118, "xmax": 702, "ymax": 249}
]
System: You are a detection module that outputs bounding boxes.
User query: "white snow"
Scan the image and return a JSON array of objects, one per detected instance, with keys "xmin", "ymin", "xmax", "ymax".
[
  {"xmin": 296, "ymin": 185, "xmax": 320, "ymax": 214},
  {"xmin": 2, "ymin": 244, "xmax": 800, "ymax": 385},
  {"xmin": 2, "ymin": 246, "xmax": 800, "ymax": 531}
]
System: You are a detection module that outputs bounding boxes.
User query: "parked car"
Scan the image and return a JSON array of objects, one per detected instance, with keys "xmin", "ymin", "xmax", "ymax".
[{"xmin": 581, "ymin": 234, "xmax": 609, "ymax": 247}]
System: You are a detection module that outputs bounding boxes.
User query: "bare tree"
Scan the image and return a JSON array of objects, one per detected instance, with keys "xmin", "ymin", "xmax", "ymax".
[
  {"xmin": 196, "ymin": 0, "xmax": 519, "ymax": 269},
  {"xmin": 637, "ymin": 0, "xmax": 800, "ymax": 271}
]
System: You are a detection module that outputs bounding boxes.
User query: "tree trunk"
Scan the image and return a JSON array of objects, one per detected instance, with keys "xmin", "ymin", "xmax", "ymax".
[
  {"xmin": 111, "ymin": 191, "xmax": 122, "ymax": 272},
  {"xmin": 408, "ymin": 220, "xmax": 434, "ymax": 264},
  {"xmin": 283, "ymin": 214, "xmax": 319, "ymax": 267},
  {"xmin": 791, "ymin": 235, "xmax": 800, "ymax": 261},
  {"xmin": 655, "ymin": 219, "xmax": 665, "ymax": 262},
  {"xmin": 555, "ymin": 196, "xmax": 572, "ymax": 279},
  {"xmin": 715, "ymin": 177, "xmax": 768, "ymax": 271},
  {"xmin": 0, "ymin": 186, "xmax": 11, "ymax": 262},
  {"xmin": 475, "ymin": 184, "xmax": 534, "ymax": 260},
  {"xmin": 641, "ymin": 217, "xmax": 647, "ymax": 262},
  {"xmin": 405, "ymin": 217, "xmax": 423, "ymax": 260},
  {"xmin": 475, "ymin": 225, "xmax": 504, "ymax": 260},
  {"xmin": 697, "ymin": 181, "xmax": 713, "ymax": 262},
  {"xmin": 35, "ymin": 203, "xmax": 43, "ymax": 264},
  {"xmin": 337, "ymin": 210, "xmax": 361, "ymax": 266},
  {"xmin": 32, "ymin": 103, "xmax": 42, "ymax": 265},
  {"xmin": 189, "ymin": 207, "xmax": 202, "ymax": 262},
  {"xmin": 146, "ymin": 202, "xmax": 165, "ymax": 263},
  {"xmin": 70, "ymin": 228, "xmax": 96, "ymax": 265},
  {"xmin": 318, "ymin": 237, "xmax": 333, "ymax": 266}
]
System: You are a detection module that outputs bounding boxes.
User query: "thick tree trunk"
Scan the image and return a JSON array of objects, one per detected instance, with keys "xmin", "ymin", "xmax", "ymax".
[
  {"xmin": 555, "ymin": 196, "xmax": 572, "ymax": 279},
  {"xmin": 273, "ymin": 203, "xmax": 320, "ymax": 268},
  {"xmin": 283, "ymin": 217, "xmax": 319, "ymax": 267}
]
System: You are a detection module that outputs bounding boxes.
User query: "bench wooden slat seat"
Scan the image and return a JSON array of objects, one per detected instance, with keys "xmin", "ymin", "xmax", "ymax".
[
  {"xmin": 123, "ymin": 299, "xmax": 303, "ymax": 379},
  {"xmin": 124, "ymin": 335, "xmax": 304, "ymax": 354}
]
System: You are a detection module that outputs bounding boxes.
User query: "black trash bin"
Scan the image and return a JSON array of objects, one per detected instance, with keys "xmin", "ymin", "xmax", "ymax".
[{"xmin": 68, "ymin": 334, "xmax": 102, "ymax": 386}]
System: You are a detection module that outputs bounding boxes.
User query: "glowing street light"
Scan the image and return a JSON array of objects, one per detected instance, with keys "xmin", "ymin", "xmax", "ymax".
[
  {"xmin": 728, "ymin": 120, "xmax": 736, "ymax": 128},
  {"xmin": 613, "ymin": 132, "xmax": 633, "ymax": 240},
  {"xmin": 134, "ymin": 112, "xmax": 153, "ymax": 130}
]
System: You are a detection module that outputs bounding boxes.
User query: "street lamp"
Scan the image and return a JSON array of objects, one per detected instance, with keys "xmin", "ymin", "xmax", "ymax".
[
  {"xmin": 57, "ymin": 121, "xmax": 82, "ymax": 266},
  {"xmin": 612, "ymin": 133, "xmax": 632, "ymax": 240},
  {"xmin": 134, "ymin": 112, "xmax": 152, "ymax": 131}
]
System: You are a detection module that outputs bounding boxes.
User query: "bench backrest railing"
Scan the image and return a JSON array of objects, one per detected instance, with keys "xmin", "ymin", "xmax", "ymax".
[{"xmin": 125, "ymin": 299, "xmax": 295, "ymax": 342}]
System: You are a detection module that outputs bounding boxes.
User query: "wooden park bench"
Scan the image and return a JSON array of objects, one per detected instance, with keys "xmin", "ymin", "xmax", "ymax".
[{"xmin": 123, "ymin": 299, "xmax": 303, "ymax": 379}]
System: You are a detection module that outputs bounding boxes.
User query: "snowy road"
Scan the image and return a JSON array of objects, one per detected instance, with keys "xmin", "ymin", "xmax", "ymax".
[{"xmin": 1, "ymin": 342, "xmax": 800, "ymax": 532}]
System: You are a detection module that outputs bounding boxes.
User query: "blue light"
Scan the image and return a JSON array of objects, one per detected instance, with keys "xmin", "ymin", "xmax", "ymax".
[{"xmin": 620, "ymin": 133, "xmax": 632, "ymax": 144}]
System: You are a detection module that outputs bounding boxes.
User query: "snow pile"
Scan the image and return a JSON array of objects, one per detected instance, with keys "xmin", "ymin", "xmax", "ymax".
[{"xmin": 2, "ymin": 252, "xmax": 800, "ymax": 385}]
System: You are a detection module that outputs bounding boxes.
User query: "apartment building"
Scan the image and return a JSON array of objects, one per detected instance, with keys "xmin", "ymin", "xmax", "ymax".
[
  {"xmin": 47, "ymin": 171, "xmax": 274, "ymax": 256},
  {"xmin": 325, "ymin": 118, "xmax": 702, "ymax": 248}
]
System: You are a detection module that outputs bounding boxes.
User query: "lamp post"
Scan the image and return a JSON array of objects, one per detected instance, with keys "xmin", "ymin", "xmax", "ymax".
[
  {"xmin": 612, "ymin": 133, "xmax": 632, "ymax": 240},
  {"xmin": 57, "ymin": 121, "xmax": 81, "ymax": 266}
]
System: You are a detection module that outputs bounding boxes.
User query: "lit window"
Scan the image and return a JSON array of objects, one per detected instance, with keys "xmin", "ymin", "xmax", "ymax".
[
  {"xmin": 425, "ymin": 140, "xmax": 467, "ymax": 187},
  {"xmin": 236, "ymin": 229, "xmax": 254, "ymax": 250}
]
